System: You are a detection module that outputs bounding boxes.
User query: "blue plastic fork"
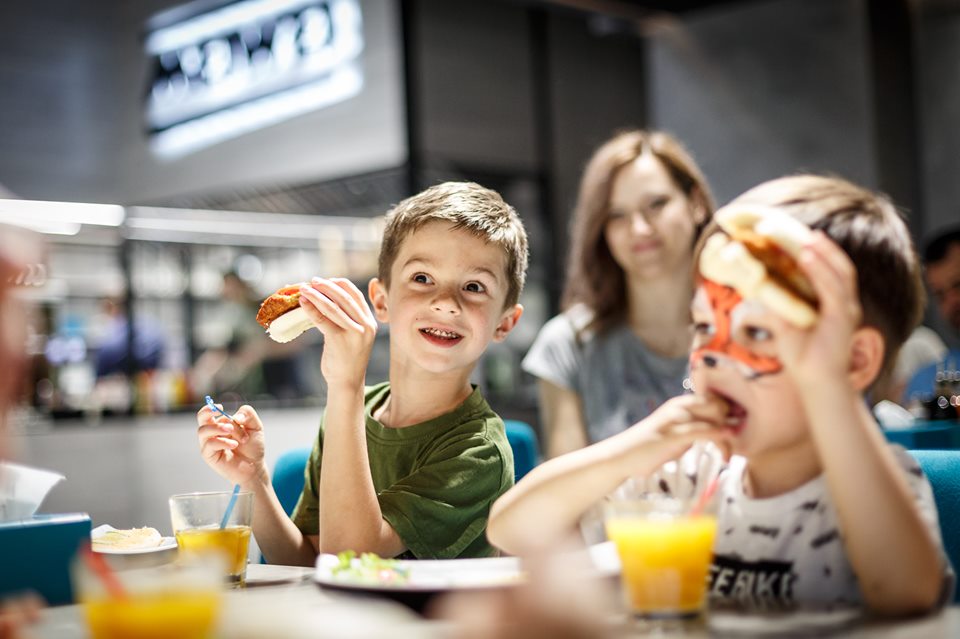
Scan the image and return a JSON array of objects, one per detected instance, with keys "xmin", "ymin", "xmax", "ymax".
[{"xmin": 205, "ymin": 395, "xmax": 242, "ymax": 529}]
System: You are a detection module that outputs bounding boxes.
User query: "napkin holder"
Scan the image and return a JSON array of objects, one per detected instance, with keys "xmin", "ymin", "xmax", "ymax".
[{"xmin": 0, "ymin": 513, "xmax": 91, "ymax": 605}]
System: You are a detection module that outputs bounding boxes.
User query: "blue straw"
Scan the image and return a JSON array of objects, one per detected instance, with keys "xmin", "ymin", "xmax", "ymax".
[
  {"xmin": 205, "ymin": 396, "xmax": 242, "ymax": 530},
  {"xmin": 220, "ymin": 484, "xmax": 241, "ymax": 530}
]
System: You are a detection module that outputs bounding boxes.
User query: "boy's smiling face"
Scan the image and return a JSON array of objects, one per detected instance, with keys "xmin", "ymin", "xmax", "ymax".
[
  {"xmin": 369, "ymin": 221, "xmax": 522, "ymax": 377},
  {"xmin": 689, "ymin": 280, "xmax": 810, "ymax": 460}
]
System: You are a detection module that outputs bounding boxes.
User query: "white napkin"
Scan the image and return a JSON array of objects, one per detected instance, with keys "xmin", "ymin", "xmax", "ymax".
[
  {"xmin": 874, "ymin": 400, "xmax": 916, "ymax": 430},
  {"xmin": 0, "ymin": 461, "xmax": 65, "ymax": 522}
]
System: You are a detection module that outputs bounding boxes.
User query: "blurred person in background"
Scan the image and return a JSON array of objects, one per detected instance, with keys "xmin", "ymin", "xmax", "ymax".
[
  {"xmin": 522, "ymin": 130, "xmax": 715, "ymax": 459},
  {"xmin": 192, "ymin": 271, "xmax": 308, "ymax": 401},
  {"xmin": 873, "ymin": 325, "xmax": 946, "ymax": 406},
  {"xmin": 93, "ymin": 296, "xmax": 167, "ymax": 379},
  {"xmin": 0, "ymin": 225, "xmax": 44, "ymax": 637},
  {"xmin": 871, "ymin": 227, "xmax": 960, "ymax": 406},
  {"xmin": 924, "ymin": 226, "xmax": 960, "ymax": 348}
]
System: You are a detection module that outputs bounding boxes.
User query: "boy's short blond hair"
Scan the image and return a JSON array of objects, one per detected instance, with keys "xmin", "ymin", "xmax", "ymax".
[
  {"xmin": 694, "ymin": 174, "xmax": 924, "ymax": 386},
  {"xmin": 378, "ymin": 182, "xmax": 529, "ymax": 308}
]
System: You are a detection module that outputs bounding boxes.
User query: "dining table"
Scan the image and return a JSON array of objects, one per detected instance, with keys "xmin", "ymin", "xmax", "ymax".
[{"xmin": 25, "ymin": 562, "xmax": 960, "ymax": 638}]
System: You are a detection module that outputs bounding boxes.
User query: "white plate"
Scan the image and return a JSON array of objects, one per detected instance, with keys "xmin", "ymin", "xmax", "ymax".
[
  {"xmin": 314, "ymin": 554, "xmax": 525, "ymax": 593},
  {"xmin": 313, "ymin": 541, "xmax": 620, "ymax": 594},
  {"xmin": 91, "ymin": 524, "xmax": 177, "ymax": 555}
]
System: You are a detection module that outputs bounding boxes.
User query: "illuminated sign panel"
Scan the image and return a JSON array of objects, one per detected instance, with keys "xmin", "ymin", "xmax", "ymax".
[{"xmin": 144, "ymin": 0, "xmax": 364, "ymax": 159}]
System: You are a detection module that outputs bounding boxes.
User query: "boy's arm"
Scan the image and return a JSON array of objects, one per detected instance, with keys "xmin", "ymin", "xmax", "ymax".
[
  {"xmin": 197, "ymin": 405, "xmax": 318, "ymax": 566},
  {"xmin": 246, "ymin": 471, "xmax": 322, "ymax": 565},
  {"xmin": 777, "ymin": 233, "xmax": 944, "ymax": 616},
  {"xmin": 298, "ymin": 278, "xmax": 405, "ymax": 557},
  {"xmin": 488, "ymin": 394, "xmax": 730, "ymax": 556}
]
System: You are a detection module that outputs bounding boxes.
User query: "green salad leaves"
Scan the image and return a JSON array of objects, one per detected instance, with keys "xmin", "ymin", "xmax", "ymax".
[{"xmin": 331, "ymin": 550, "xmax": 411, "ymax": 585}]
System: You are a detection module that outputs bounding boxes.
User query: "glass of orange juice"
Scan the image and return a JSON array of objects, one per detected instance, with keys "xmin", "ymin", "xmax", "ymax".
[
  {"xmin": 169, "ymin": 491, "xmax": 253, "ymax": 588},
  {"xmin": 605, "ymin": 495, "xmax": 717, "ymax": 624},
  {"xmin": 73, "ymin": 557, "xmax": 222, "ymax": 639}
]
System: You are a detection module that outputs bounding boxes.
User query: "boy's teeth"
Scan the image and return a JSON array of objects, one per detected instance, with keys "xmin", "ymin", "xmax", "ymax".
[{"xmin": 422, "ymin": 328, "xmax": 460, "ymax": 339}]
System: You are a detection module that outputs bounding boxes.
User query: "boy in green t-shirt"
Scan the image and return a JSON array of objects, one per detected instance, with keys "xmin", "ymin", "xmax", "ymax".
[{"xmin": 197, "ymin": 182, "xmax": 527, "ymax": 564}]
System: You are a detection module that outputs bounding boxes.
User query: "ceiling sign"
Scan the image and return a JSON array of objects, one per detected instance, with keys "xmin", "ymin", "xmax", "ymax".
[{"xmin": 144, "ymin": 0, "xmax": 364, "ymax": 159}]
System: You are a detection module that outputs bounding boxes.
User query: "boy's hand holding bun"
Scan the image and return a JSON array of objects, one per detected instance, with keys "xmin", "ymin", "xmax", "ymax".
[
  {"xmin": 298, "ymin": 277, "xmax": 378, "ymax": 388},
  {"xmin": 770, "ymin": 231, "xmax": 866, "ymax": 385}
]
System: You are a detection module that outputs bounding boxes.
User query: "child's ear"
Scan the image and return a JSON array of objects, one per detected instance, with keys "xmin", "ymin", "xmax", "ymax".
[
  {"xmin": 368, "ymin": 278, "xmax": 389, "ymax": 323},
  {"xmin": 848, "ymin": 326, "xmax": 885, "ymax": 392},
  {"xmin": 493, "ymin": 304, "xmax": 523, "ymax": 343}
]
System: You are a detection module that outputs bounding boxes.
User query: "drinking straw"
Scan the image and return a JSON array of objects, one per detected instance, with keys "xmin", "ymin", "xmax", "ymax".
[
  {"xmin": 82, "ymin": 543, "xmax": 127, "ymax": 600},
  {"xmin": 690, "ymin": 474, "xmax": 722, "ymax": 517},
  {"xmin": 204, "ymin": 396, "xmax": 242, "ymax": 529},
  {"xmin": 220, "ymin": 483, "xmax": 241, "ymax": 530}
]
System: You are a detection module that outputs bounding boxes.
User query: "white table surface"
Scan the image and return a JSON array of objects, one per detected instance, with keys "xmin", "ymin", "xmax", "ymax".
[{"xmin": 29, "ymin": 563, "xmax": 960, "ymax": 638}]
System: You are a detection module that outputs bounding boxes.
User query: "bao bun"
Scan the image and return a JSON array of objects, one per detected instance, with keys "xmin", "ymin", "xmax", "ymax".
[
  {"xmin": 91, "ymin": 527, "xmax": 162, "ymax": 551},
  {"xmin": 256, "ymin": 285, "xmax": 314, "ymax": 343},
  {"xmin": 699, "ymin": 206, "xmax": 818, "ymax": 328}
]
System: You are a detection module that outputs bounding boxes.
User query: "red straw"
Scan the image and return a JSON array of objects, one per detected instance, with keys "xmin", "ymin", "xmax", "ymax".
[
  {"xmin": 690, "ymin": 474, "xmax": 722, "ymax": 517},
  {"xmin": 81, "ymin": 543, "xmax": 127, "ymax": 600}
]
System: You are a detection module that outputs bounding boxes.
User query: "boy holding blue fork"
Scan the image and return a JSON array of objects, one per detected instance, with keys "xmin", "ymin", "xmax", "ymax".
[{"xmin": 197, "ymin": 182, "xmax": 527, "ymax": 565}]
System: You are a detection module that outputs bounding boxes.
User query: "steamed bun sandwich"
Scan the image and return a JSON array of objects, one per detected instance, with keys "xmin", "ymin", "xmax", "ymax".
[
  {"xmin": 91, "ymin": 527, "xmax": 162, "ymax": 551},
  {"xmin": 256, "ymin": 284, "xmax": 314, "ymax": 343},
  {"xmin": 699, "ymin": 206, "xmax": 818, "ymax": 327}
]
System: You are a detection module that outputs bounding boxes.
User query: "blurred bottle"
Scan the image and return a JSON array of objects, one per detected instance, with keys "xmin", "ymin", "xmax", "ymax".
[{"xmin": 928, "ymin": 361, "xmax": 958, "ymax": 421}]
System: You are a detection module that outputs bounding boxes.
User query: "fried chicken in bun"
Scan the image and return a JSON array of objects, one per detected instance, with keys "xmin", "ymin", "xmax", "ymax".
[
  {"xmin": 256, "ymin": 284, "xmax": 314, "ymax": 343},
  {"xmin": 699, "ymin": 206, "xmax": 818, "ymax": 327}
]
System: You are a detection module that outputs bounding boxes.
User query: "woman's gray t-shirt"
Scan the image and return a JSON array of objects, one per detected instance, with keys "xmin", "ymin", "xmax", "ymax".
[{"xmin": 521, "ymin": 304, "xmax": 688, "ymax": 444}]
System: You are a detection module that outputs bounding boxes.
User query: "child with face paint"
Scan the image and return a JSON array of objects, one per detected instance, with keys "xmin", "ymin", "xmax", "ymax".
[{"xmin": 489, "ymin": 175, "xmax": 952, "ymax": 616}]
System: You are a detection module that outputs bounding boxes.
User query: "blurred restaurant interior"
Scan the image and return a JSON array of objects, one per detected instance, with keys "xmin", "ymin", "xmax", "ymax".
[{"xmin": 3, "ymin": 0, "xmax": 960, "ymax": 530}]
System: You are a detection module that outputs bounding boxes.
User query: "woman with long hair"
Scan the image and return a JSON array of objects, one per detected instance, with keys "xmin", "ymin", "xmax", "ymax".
[{"xmin": 523, "ymin": 130, "xmax": 715, "ymax": 458}]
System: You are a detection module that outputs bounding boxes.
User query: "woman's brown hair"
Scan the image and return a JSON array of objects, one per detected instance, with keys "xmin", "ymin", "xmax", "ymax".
[{"xmin": 561, "ymin": 130, "xmax": 715, "ymax": 335}]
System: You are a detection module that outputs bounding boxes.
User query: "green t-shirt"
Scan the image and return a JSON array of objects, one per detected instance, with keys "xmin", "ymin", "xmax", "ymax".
[{"xmin": 290, "ymin": 382, "xmax": 515, "ymax": 559}]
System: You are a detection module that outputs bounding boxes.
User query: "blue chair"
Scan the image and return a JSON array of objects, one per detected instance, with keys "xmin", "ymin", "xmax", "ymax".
[
  {"xmin": 910, "ymin": 449, "xmax": 960, "ymax": 602},
  {"xmin": 272, "ymin": 447, "xmax": 312, "ymax": 517},
  {"xmin": 884, "ymin": 421, "xmax": 960, "ymax": 450},
  {"xmin": 504, "ymin": 419, "xmax": 540, "ymax": 482}
]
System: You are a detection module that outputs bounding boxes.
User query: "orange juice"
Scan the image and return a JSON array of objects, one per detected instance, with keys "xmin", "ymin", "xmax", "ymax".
[
  {"xmin": 83, "ymin": 591, "xmax": 219, "ymax": 639},
  {"xmin": 176, "ymin": 525, "xmax": 251, "ymax": 585},
  {"xmin": 606, "ymin": 514, "xmax": 717, "ymax": 616}
]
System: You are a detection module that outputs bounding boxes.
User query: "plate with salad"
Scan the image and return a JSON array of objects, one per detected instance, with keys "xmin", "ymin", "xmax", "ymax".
[{"xmin": 314, "ymin": 551, "xmax": 526, "ymax": 599}]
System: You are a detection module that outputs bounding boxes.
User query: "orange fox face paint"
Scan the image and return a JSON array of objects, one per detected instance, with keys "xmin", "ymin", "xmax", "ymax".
[{"xmin": 690, "ymin": 278, "xmax": 783, "ymax": 379}]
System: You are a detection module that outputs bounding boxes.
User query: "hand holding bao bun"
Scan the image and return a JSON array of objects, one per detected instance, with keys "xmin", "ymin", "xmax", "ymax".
[
  {"xmin": 699, "ymin": 206, "xmax": 818, "ymax": 327},
  {"xmin": 256, "ymin": 284, "xmax": 315, "ymax": 343}
]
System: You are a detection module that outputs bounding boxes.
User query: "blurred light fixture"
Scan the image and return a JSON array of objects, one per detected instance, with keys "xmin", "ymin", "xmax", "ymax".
[
  {"xmin": 124, "ymin": 206, "xmax": 382, "ymax": 249},
  {"xmin": 0, "ymin": 200, "xmax": 125, "ymax": 235}
]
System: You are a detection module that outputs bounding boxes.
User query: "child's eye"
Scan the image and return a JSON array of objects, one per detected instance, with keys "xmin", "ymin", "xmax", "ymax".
[
  {"xmin": 412, "ymin": 273, "xmax": 432, "ymax": 285},
  {"xmin": 647, "ymin": 196, "xmax": 669, "ymax": 213},
  {"xmin": 745, "ymin": 326, "xmax": 772, "ymax": 341},
  {"xmin": 607, "ymin": 209, "xmax": 626, "ymax": 220},
  {"xmin": 464, "ymin": 281, "xmax": 486, "ymax": 294},
  {"xmin": 693, "ymin": 322, "xmax": 715, "ymax": 336}
]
